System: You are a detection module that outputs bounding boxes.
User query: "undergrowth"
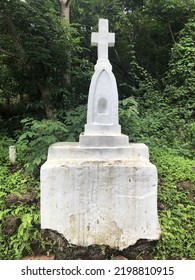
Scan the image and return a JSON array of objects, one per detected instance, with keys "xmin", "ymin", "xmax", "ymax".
[
  {"xmin": 0, "ymin": 140, "xmax": 54, "ymax": 259},
  {"xmin": 151, "ymin": 147, "xmax": 195, "ymax": 259}
]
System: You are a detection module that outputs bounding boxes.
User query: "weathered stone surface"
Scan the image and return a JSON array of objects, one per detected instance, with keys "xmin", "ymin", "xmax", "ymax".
[
  {"xmin": 41, "ymin": 143, "xmax": 160, "ymax": 250},
  {"xmin": 9, "ymin": 146, "xmax": 16, "ymax": 165}
]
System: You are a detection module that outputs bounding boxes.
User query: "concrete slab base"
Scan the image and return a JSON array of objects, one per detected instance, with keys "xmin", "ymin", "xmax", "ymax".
[{"xmin": 41, "ymin": 143, "xmax": 160, "ymax": 250}]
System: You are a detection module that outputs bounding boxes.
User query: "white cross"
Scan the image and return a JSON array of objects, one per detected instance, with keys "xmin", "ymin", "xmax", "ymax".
[{"xmin": 91, "ymin": 19, "xmax": 115, "ymax": 65}]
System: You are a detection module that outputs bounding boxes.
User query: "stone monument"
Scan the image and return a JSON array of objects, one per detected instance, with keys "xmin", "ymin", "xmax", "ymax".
[{"xmin": 41, "ymin": 19, "xmax": 160, "ymax": 250}]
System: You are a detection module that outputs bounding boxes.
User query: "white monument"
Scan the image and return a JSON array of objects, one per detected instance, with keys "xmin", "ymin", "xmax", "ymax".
[{"xmin": 41, "ymin": 19, "xmax": 160, "ymax": 250}]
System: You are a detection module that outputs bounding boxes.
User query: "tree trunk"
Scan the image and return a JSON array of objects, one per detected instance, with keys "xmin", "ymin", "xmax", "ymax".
[
  {"xmin": 59, "ymin": 0, "xmax": 71, "ymax": 86},
  {"xmin": 59, "ymin": 0, "xmax": 70, "ymax": 21},
  {"xmin": 38, "ymin": 84, "xmax": 54, "ymax": 119}
]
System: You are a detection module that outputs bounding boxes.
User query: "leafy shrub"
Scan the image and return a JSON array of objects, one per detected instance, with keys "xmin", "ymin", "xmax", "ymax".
[
  {"xmin": 16, "ymin": 118, "xmax": 68, "ymax": 173},
  {"xmin": 0, "ymin": 135, "xmax": 56, "ymax": 259},
  {"xmin": 163, "ymin": 21, "xmax": 195, "ymax": 121},
  {"xmin": 0, "ymin": 137, "xmax": 15, "ymax": 164},
  {"xmin": 15, "ymin": 100, "xmax": 143, "ymax": 174},
  {"xmin": 63, "ymin": 104, "xmax": 87, "ymax": 141},
  {"xmin": 0, "ymin": 163, "xmax": 52, "ymax": 260},
  {"xmin": 151, "ymin": 147, "xmax": 195, "ymax": 259},
  {"xmin": 119, "ymin": 97, "xmax": 141, "ymax": 142}
]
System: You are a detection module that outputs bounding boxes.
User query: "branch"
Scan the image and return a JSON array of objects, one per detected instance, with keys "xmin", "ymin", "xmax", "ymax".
[
  {"xmin": 168, "ymin": 22, "xmax": 176, "ymax": 44},
  {"xmin": 0, "ymin": 47, "xmax": 19, "ymax": 58}
]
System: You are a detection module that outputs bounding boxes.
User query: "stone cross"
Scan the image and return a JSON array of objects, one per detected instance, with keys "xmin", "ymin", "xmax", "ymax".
[
  {"xmin": 80, "ymin": 18, "xmax": 129, "ymax": 146},
  {"xmin": 92, "ymin": 19, "xmax": 115, "ymax": 70}
]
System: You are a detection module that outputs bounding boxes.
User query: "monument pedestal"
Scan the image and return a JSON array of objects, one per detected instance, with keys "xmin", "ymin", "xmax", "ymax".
[
  {"xmin": 41, "ymin": 18, "xmax": 160, "ymax": 250},
  {"xmin": 41, "ymin": 142, "xmax": 160, "ymax": 250}
]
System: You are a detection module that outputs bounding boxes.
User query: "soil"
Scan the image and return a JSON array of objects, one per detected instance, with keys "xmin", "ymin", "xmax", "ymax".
[
  {"xmin": 35, "ymin": 229, "xmax": 158, "ymax": 260},
  {"xmin": 177, "ymin": 180, "xmax": 195, "ymax": 202},
  {"xmin": 3, "ymin": 216, "xmax": 21, "ymax": 235}
]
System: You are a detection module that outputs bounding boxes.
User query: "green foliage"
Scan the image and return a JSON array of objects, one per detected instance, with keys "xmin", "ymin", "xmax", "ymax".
[
  {"xmin": 16, "ymin": 118, "xmax": 68, "ymax": 173},
  {"xmin": 150, "ymin": 148, "xmax": 195, "ymax": 259},
  {"xmin": 164, "ymin": 20, "xmax": 195, "ymax": 116},
  {"xmin": 0, "ymin": 136, "xmax": 55, "ymax": 259},
  {"xmin": 135, "ymin": 61, "xmax": 194, "ymax": 158},
  {"xmin": 131, "ymin": 0, "xmax": 195, "ymax": 78},
  {"xmin": 119, "ymin": 97, "xmax": 141, "ymax": 141},
  {"xmin": 63, "ymin": 105, "xmax": 87, "ymax": 141},
  {"xmin": 0, "ymin": 149, "xmax": 35, "ymax": 258},
  {"xmin": 0, "ymin": 137, "xmax": 15, "ymax": 164},
  {"xmin": 0, "ymin": 0, "xmax": 81, "ymax": 118}
]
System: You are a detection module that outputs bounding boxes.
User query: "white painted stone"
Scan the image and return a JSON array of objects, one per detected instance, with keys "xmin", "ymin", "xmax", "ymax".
[
  {"xmin": 79, "ymin": 134, "xmax": 129, "ymax": 147},
  {"xmin": 40, "ymin": 18, "xmax": 160, "ymax": 249},
  {"xmin": 81, "ymin": 19, "xmax": 126, "ymax": 145},
  {"xmin": 83, "ymin": 68, "xmax": 121, "ymax": 136},
  {"xmin": 9, "ymin": 146, "xmax": 16, "ymax": 164},
  {"xmin": 41, "ymin": 143, "xmax": 160, "ymax": 249},
  {"xmin": 92, "ymin": 18, "xmax": 115, "ymax": 71}
]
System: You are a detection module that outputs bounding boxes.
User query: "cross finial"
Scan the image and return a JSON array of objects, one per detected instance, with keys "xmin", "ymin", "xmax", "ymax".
[{"xmin": 91, "ymin": 19, "xmax": 115, "ymax": 70}]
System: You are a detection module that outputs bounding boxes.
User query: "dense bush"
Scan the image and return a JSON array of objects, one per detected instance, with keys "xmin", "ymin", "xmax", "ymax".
[{"xmin": 16, "ymin": 118, "xmax": 68, "ymax": 173}]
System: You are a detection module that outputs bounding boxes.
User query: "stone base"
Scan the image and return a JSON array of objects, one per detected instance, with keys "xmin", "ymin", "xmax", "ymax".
[
  {"xmin": 41, "ymin": 143, "xmax": 160, "ymax": 250},
  {"xmin": 79, "ymin": 133, "xmax": 129, "ymax": 147}
]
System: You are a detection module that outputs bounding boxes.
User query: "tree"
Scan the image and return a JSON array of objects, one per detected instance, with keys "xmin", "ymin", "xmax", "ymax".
[
  {"xmin": 164, "ymin": 20, "xmax": 195, "ymax": 118},
  {"xmin": 0, "ymin": 0, "xmax": 75, "ymax": 119},
  {"xmin": 0, "ymin": 0, "xmax": 194, "ymax": 120},
  {"xmin": 130, "ymin": 0, "xmax": 195, "ymax": 79}
]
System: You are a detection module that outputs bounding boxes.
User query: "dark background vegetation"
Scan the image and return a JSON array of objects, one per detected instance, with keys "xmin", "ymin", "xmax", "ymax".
[{"xmin": 0, "ymin": 0, "xmax": 194, "ymax": 259}]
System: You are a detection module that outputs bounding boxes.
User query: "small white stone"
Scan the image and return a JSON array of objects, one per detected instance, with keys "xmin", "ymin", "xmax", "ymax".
[{"xmin": 9, "ymin": 146, "xmax": 16, "ymax": 164}]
